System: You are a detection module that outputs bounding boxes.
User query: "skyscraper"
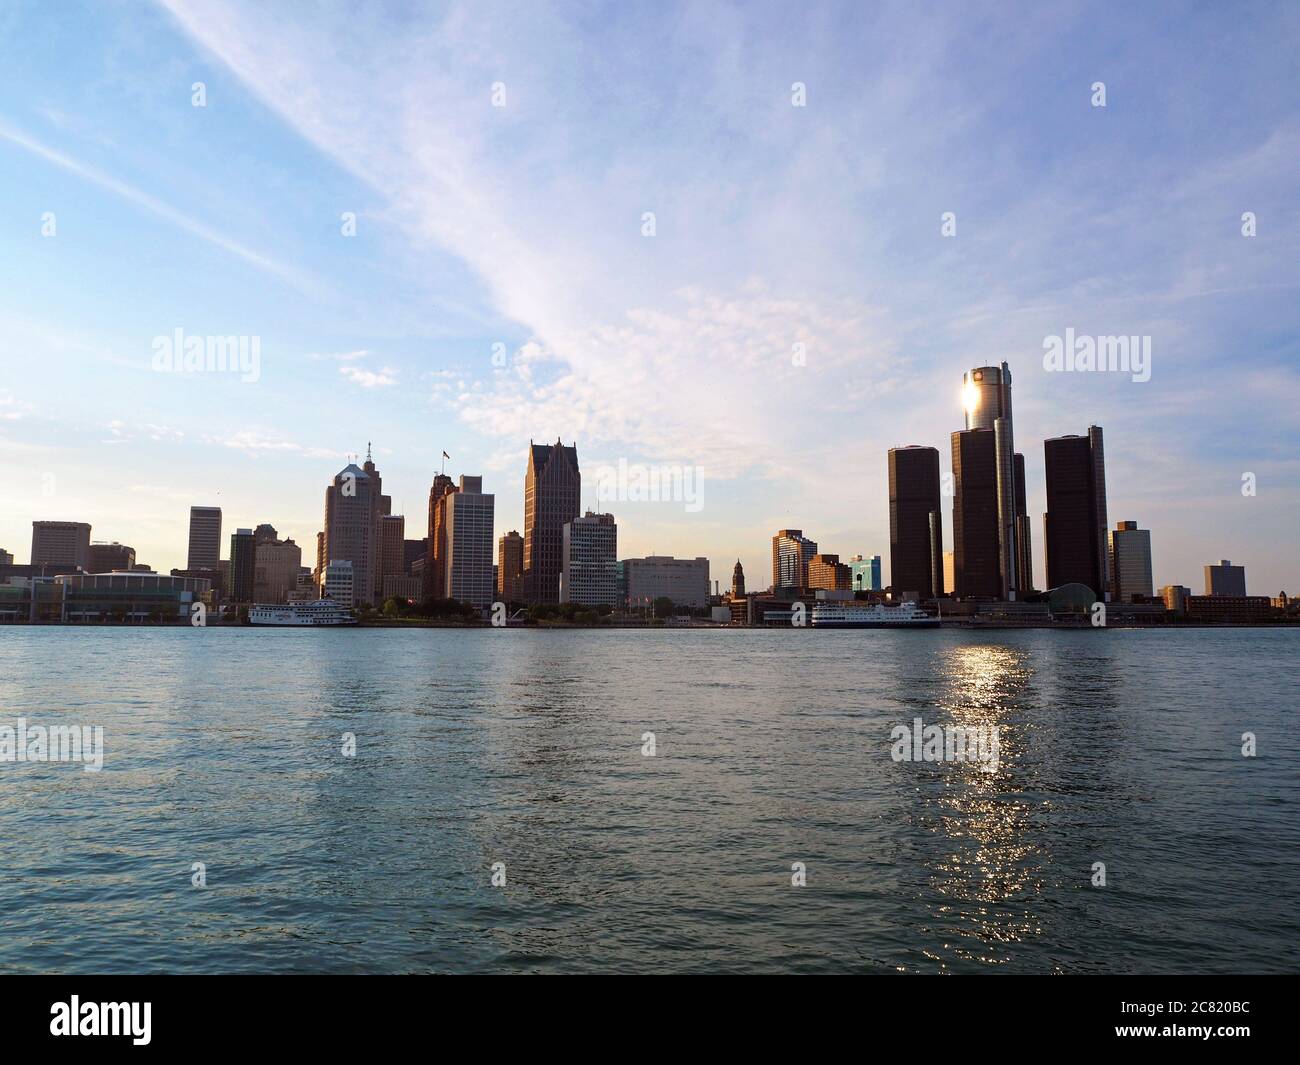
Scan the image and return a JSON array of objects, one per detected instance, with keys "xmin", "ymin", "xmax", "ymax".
[
  {"xmin": 561, "ymin": 511, "xmax": 618, "ymax": 606},
  {"xmin": 88, "ymin": 542, "xmax": 135, "ymax": 573},
  {"xmin": 771, "ymin": 529, "xmax": 818, "ymax": 591},
  {"xmin": 187, "ymin": 507, "xmax": 222, "ymax": 570},
  {"xmin": 731, "ymin": 559, "xmax": 746, "ymax": 598},
  {"xmin": 951, "ymin": 430, "xmax": 1000, "ymax": 598},
  {"xmin": 228, "ymin": 528, "xmax": 256, "ymax": 602},
  {"xmin": 497, "ymin": 530, "xmax": 524, "ymax": 601},
  {"xmin": 31, "ymin": 521, "xmax": 91, "ymax": 573},
  {"xmin": 322, "ymin": 450, "xmax": 385, "ymax": 608},
  {"xmin": 888, "ymin": 446, "xmax": 942, "ymax": 599},
  {"xmin": 424, "ymin": 472, "xmax": 455, "ymax": 600},
  {"xmin": 444, "ymin": 476, "xmax": 495, "ymax": 607},
  {"xmin": 377, "ymin": 514, "xmax": 406, "ymax": 600},
  {"xmin": 961, "ymin": 363, "xmax": 1023, "ymax": 598},
  {"xmin": 524, "ymin": 440, "xmax": 581, "ymax": 604},
  {"xmin": 1013, "ymin": 452, "xmax": 1034, "ymax": 593},
  {"xmin": 1110, "ymin": 521, "xmax": 1153, "ymax": 602},
  {"xmin": 254, "ymin": 536, "xmax": 302, "ymax": 604},
  {"xmin": 1043, "ymin": 427, "xmax": 1109, "ymax": 597},
  {"xmin": 808, "ymin": 554, "xmax": 851, "ymax": 590}
]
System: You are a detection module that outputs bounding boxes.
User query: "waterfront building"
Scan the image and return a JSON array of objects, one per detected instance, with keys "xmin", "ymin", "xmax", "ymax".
[
  {"xmin": 1204, "ymin": 559, "xmax": 1247, "ymax": 597},
  {"xmin": 1043, "ymin": 426, "xmax": 1109, "ymax": 598},
  {"xmin": 323, "ymin": 560, "xmax": 355, "ymax": 608},
  {"xmin": 524, "ymin": 440, "xmax": 581, "ymax": 603},
  {"xmin": 1110, "ymin": 521, "xmax": 1153, "ymax": 602},
  {"xmin": 772, "ymin": 529, "xmax": 818, "ymax": 591},
  {"xmin": 0, "ymin": 548, "xmax": 11, "ymax": 565},
  {"xmin": 443, "ymin": 476, "xmax": 495, "ymax": 607},
  {"xmin": 951, "ymin": 430, "xmax": 1000, "ymax": 598},
  {"xmin": 382, "ymin": 574, "xmax": 424, "ymax": 601},
  {"xmin": 561, "ymin": 511, "xmax": 618, "ymax": 606},
  {"xmin": 1160, "ymin": 584, "xmax": 1191, "ymax": 615},
  {"xmin": 942, "ymin": 551, "xmax": 955, "ymax": 597},
  {"xmin": 228, "ymin": 529, "xmax": 256, "ymax": 603},
  {"xmin": 1186, "ymin": 594, "xmax": 1271, "ymax": 623},
  {"xmin": 889, "ymin": 445, "xmax": 942, "ymax": 599},
  {"xmin": 424, "ymin": 473, "xmax": 455, "ymax": 600},
  {"xmin": 30, "ymin": 520, "xmax": 91, "ymax": 572},
  {"xmin": 847, "ymin": 553, "xmax": 882, "ymax": 592},
  {"xmin": 623, "ymin": 555, "xmax": 710, "ymax": 607},
  {"xmin": 377, "ymin": 514, "xmax": 406, "ymax": 601},
  {"xmin": 323, "ymin": 448, "xmax": 385, "ymax": 608},
  {"xmin": 186, "ymin": 506, "xmax": 222, "ymax": 570},
  {"xmin": 498, "ymin": 530, "xmax": 524, "ymax": 602},
  {"xmin": 808, "ymin": 553, "xmax": 851, "ymax": 591},
  {"xmin": 88, "ymin": 541, "xmax": 135, "ymax": 573},
  {"xmin": 961, "ymin": 363, "xmax": 1027, "ymax": 597},
  {"xmin": 56, "ymin": 571, "xmax": 211, "ymax": 622},
  {"xmin": 254, "ymin": 537, "xmax": 303, "ymax": 603}
]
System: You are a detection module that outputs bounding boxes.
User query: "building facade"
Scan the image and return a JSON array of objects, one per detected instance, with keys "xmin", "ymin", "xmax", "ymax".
[
  {"xmin": 951, "ymin": 430, "xmax": 1000, "ymax": 598},
  {"xmin": 228, "ymin": 528, "xmax": 256, "ymax": 603},
  {"xmin": 497, "ymin": 530, "xmax": 524, "ymax": 602},
  {"xmin": 323, "ymin": 452, "xmax": 384, "ymax": 608},
  {"xmin": 31, "ymin": 521, "xmax": 91, "ymax": 572},
  {"xmin": 88, "ymin": 541, "xmax": 135, "ymax": 573},
  {"xmin": 731, "ymin": 560, "xmax": 746, "ymax": 598},
  {"xmin": 847, "ymin": 553, "xmax": 882, "ymax": 593},
  {"xmin": 377, "ymin": 514, "xmax": 406, "ymax": 601},
  {"xmin": 961, "ymin": 363, "xmax": 1027, "ymax": 598},
  {"xmin": 1110, "ymin": 521, "xmax": 1153, "ymax": 602},
  {"xmin": 622, "ymin": 555, "xmax": 710, "ymax": 607},
  {"xmin": 1204, "ymin": 559, "xmax": 1247, "ymax": 597},
  {"xmin": 524, "ymin": 440, "xmax": 581, "ymax": 603},
  {"xmin": 889, "ymin": 445, "xmax": 942, "ymax": 599},
  {"xmin": 323, "ymin": 560, "xmax": 355, "ymax": 608},
  {"xmin": 561, "ymin": 511, "xmax": 618, "ymax": 606},
  {"xmin": 187, "ymin": 506, "xmax": 222, "ymax": 570},
  {"xmin": 772, "ymin": 529, "xmax": 818, "ymax": 591},
  {"xmin": 1043, "ymin": 427, "xmax": 1109, "ymax": 598},
  {"xmin": 444, "ymin": 476, "xmax": 495, "ymax": 607},
  {"xmin": 424, "ymin": 473, "xmax": 455, "ymax": 600},
  {"xmin": 808, "ymin": 553, "xmax": 851, "ymax": 591},
  {"xmin": 254, "ymin": 537, "xmax": 303, "ymax": 603}
]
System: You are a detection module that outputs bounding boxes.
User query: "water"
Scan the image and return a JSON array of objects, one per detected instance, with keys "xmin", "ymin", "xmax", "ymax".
[{"xmin": 0, "ymin": 626, "xmax": 1296, "ymax": 974}]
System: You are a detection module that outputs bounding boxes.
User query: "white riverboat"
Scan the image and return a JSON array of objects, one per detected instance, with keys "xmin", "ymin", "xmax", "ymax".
[
  {"xmin": 248, "ymin": 599, "xmax": 357, "ymax": 626},
  {"xmin": 810, "ymin": 601, "xmax": 940, "ymax": 628}
]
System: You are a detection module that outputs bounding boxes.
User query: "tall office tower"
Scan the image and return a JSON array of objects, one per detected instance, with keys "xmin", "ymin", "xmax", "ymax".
[
  {"xmin": 186, "ymin": 506, "xmax": 222, "ymax": 570},
  {"xmin": 1204, "ymin": 559, "xmax": 1247, "ymax": 597},
  {"xmin": 322, "ymin": 451, "xmax": 384, "ymax": 608},
  {"xmin": 731, "ymin": 559, "xmax": 746, "ymax": 598},
  {"xmin": 523, "ymin": 439, "xmax": 581, "ymax": 604},
  {"xmin": 88, "ymin": 542, "xmax": 135, "ymax": 572},
  {"xmin": 888, "ymin": 445, "xmax": 942, "ymax": 599},
  {"xmin": 228, "ymin": 528, "xmax": 256, "ymax": 602},
  {"xmin": 253, "ymin": 523, "xmax": 278, "ymax": 545},
  {"xmin": 951, "ymin": 430, "xmax": 1000, "ymax": 598},
  {"xmin": 31, "ymin": 521, "xmax": 92, "ymax": 572},
  {"xmin": 404, "ymin": 538, "xmax": 428, "ymax": 573},
  {"xmin": 424, "ymin": 473, "xmax": 456, "ymax": 600},
  {"xmin": 771, "ymin": 529, "xmax": 818, "ymax": 591},
  {"xmin": 942, "ymin": 551, "xmax": 955, "ymax": 597},
  {"xmin": 1043, "ymin": 428, "xmax": 1109, "ymax": 597},
  {"xmin": 377, "ymin": 514, "xmax": 406, "ymax": 600},
  {"xmin": 962, "ymin": 363, "xmax": 1020, "ymax": 598},
  {"xmin": 497, "ymin": 530, "xmax": 525, "ymax": 601},
  {"xmin": 1109, "ymin": 521, "xmax": 1153, "ymax": 602},
  {"xmin": 254, "ymin": 536, "xmax": 302, "ymax": 603},
  {"xmin": 1013, "ymin": 451, "xmax": 1034, "ymax": 593},
  {"xmin": 561, "ymin": 511, "xmax": 618, "ymax": 606},
  {"xmin": 444, "ymin": 476, "xmax": 495, "ymax": 607}
]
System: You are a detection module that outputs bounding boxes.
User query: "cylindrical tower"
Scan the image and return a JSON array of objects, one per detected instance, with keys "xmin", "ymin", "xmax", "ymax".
[{"xmin": 962, "ymin": 363, "xmax": 1019, "ymax": 599}]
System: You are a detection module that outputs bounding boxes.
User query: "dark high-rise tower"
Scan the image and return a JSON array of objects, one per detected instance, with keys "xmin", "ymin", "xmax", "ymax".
[
  {"xmin": 523, "ymin": 440, "xmax": 581, "ymax": 603},
  {"xmin": 731, "ymin": 559, "xmax": 745, "ymax": 598},
  {"xmin": 228, "ymin": 528, "xmax": 256, "ymax": 603},
  {"xmin": 951, "ymin": 430, "xmax": 1000, "ymax": 598},
  {"xmin": 1043, "ymin": 426, "xmax": 1109, "ymax": 597},
  {"xmin": 962, "ymin": 363, "xmax": 1020, "ymax": 598},
  {"xmin": 1013, "ymin": 451, "xmax": 1033, "ymax": 593},
  {"xmin": 888, "ymin": 445, "xmax": 942, "ymax": 599},
  {"xmin": 424, "ymin": 472, "xmax": 455, "ymax": 600}
]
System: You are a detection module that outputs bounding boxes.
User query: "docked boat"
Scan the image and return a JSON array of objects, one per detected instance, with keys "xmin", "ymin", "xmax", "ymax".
[
  {"xmin": 249, "ymin": 599, "xmax": 357, "ymax": 626},
  {"xmin": 810, "ymin": 601, "xmax": 939, "ymax": 628}
]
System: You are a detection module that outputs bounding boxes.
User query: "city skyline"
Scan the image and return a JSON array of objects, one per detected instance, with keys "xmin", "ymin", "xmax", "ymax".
[{"xmin": 1, "ymin": 2, "xmax": 1297, "ymax": 593}]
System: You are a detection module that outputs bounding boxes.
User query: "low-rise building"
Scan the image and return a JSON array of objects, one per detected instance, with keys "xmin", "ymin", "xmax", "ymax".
[{"xmin": 621, "ymin": 555, "xmax": 709, "ymax": 608}]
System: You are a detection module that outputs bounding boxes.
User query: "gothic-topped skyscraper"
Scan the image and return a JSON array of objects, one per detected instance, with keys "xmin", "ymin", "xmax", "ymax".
[
  {"xmin": 322, "ymin": 447, "xmax": 385, "ymax": 607},
  {"xmin": 523, "ymin": 439, "xmax": 581, "ymax": 603},
  {"xmin": 731, "ymin": 559, "xmax": 745, "ymax": 598}
]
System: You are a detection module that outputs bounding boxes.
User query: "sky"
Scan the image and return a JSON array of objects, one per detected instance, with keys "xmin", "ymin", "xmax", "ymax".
[{"xmin": 1, "ymin": 0, "xmax": 1297, "ymax": 594}]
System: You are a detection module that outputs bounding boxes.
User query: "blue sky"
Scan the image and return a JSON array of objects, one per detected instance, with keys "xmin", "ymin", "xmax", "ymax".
[{"xmin": 1, "ymin": 0, "xmax": 1297, "ymax": 593}]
